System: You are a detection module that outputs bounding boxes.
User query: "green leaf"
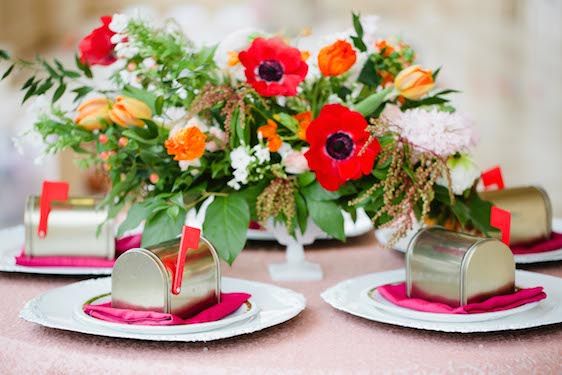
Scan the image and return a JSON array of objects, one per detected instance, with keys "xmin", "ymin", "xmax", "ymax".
[
  {"xmin": 75, "ymin": 54, "xmax": 92, "ymax": 78},
  {"xmin": 297, "ymin": 171, "xmax": 316, "ymax": 187},
  {"xmin": 52, "ymin": 81, "xmax": 66, "ymax": 102},
  {"xmin": 22, "ymin": 81, "xmax": 38, "ymax": 103},
  {"xmin": 34, "ymin": 79, "xmax": 53, "ymax": 95},
  {"xmin": 155, "ymin": 95, "xmax": 164, "ymax": 115},
  {"xmin": 117, "ymin": 201, "xmax": 157, "ymax": 237},
  {"xmin": 203, "ymin": 195, "xmax": 250, "ymax": 265},
  {"xmin": 353, "ymin": 86, "xmax": 393, "ymax": 116},
  {"xmin": 1, "ymin": 63, "xmax": 14, "ymax": 80},
  {"xmin": 351, "ymin": 13, "xmax": 367, "ymax": 52},
  {"xmin": 141, "ymin": 208, "xmax": 186, "ymax": 247},
  {"xmin": 307, "ymin": 199, "xmax": 344, "ymax": 241},
  {"xmin": 302, "ymin": 181, "xmax": 341, "ymax": 201},
  {"xmin": 72, "ymin": 86, "xmax": 93, "ymax": 102},
  {"xmin": 357, "ymin": 58, "xmax": 381, "ymax": 87},
  {"xmin": 21, "ymin": 77, "xmax": 35, "ymax": 90},
  {"xmin": 0, "ymin": 50, "xmax": 9, "ymax": 60}
]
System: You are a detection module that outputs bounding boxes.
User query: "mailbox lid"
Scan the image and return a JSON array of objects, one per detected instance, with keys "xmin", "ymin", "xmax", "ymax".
[
  {"xmin": 462, "ymin": 239, "xmax": 515, "ymax": 305},
  {"xmin": 24, "ymin": 196, "xmax": 115, "ymax": 259},
  {"xmin": 111, "ymin": 248, "xmax": 170, "ymax": 313}
]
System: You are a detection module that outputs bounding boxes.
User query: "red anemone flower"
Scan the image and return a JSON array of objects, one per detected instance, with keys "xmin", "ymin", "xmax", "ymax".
[
  {"xmin": 304, "ymin": 104, "xmax": 381, "ymax": 191},
  {"xmin": 238, "ymin": 37, "xmax": 308, "ymax": 97},
  {"xmin": 79, "ymin": 16, "xmax": 117, "ymax": 66}
]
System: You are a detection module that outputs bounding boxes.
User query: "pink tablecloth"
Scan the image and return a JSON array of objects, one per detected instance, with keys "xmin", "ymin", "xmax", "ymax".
[{"xmin": 0, "ymin": 233, "xmax": 561, "ymax": 374}]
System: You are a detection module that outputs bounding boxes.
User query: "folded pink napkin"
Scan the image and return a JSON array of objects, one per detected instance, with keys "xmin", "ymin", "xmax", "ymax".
[
  {"xmin": 510, "ymin": 232, "xmax": 562, "ymax": 255},
  {"xmin": 83, "ymin": 292, "xmax": 251, "ymax": 326},
  {"xmin": 15, "ymin": 233, "xmax": 142, "ymax": 268},
  {"xmin": 378, "ymin": 282, "xmax": 546, "ymax": 314}
]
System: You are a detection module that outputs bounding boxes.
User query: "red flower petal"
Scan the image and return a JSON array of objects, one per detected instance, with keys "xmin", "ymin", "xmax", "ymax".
[{"xmin": 79, "ymin": 16, "xmax": 117, "ymax": 66}]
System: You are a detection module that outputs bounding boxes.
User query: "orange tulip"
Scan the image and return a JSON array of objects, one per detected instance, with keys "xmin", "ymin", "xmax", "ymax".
[
  {"xmin": 294, "ymin": 111, "xmax": 312, "ymax": 141},
  {"xmin": 375, "ymin": 39, "xmax": 395, "ymax": 57},
  {"xmin": 109, "ymin": 96, "xmax": 152, "ymax": 127},
  {"xmin": 394, "ymin": 65, "xmax": 434, "ymax": 100},
  {"xmin": 75, "ymin": 97, "xmax": 112, "ymax": 131},
  {"xmin": 165, "ymin": 126, "xmax": 207, "ymax": 161},
  {"xmin": 317, "ymin": 40, "xmax": 357, "ymax": 77}
]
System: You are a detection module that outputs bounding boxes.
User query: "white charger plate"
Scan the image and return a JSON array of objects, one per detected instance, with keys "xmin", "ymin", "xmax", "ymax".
[
  {"xmin": 375, "ymin": 218, "xmax": 562, "ymax": 264},
  {"xmin": 360, "ymin": 285, "xmax": 540, "ymax": 323},
  {"xmin": 321, "ymin": 269, "xmax": 562, "ymax": 333},
  {"xmin": 247, "ymin": 209, "xmax": 372, "ymax": 241},
  {"xmin": 20, "ymin": 276, "xmax": 305, "ymax": 342},
  {"xmin": 74, "ymin": 293, "xmax": 260, "ymax": 335}
]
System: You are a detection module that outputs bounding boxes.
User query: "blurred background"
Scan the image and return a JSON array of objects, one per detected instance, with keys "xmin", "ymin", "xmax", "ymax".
[{"xmin": 0, "ymin": 0, "xmax": 560, "ymax": 227}]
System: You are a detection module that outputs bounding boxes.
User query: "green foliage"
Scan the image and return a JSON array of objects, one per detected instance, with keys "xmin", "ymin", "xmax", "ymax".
[
  {"xmin": 203, "ymin": 195, "xmax": 250, "ymax": 265},
  {"xmin": 351, "ymin": 13, "xmax": 367, "ymax": 52}
]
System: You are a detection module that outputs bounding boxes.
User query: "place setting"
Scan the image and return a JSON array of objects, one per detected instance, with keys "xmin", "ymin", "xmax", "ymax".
[{"xmin": 0, "ymin": 6, "xmax": 560, "ymax": 372}]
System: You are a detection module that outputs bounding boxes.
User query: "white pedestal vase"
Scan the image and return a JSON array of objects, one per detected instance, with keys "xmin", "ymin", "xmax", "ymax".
[{"xmin": 265, "ymin": 218, "xmax": 324, "ymax": 281}]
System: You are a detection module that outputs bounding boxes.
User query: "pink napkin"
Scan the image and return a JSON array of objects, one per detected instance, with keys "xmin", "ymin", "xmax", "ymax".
[
  {"xmin": 378, "ymin": 282, "xmax": 546, "ymax": 314},
  {"xmin": 83, "ymin": 292, "xmax": 251, "ymax": 325},
  {"xmin": 510, "ymin": 232, "xmax": 562, "ymax": 255},
  {"xmin": 14, "ymin": 233, "xmax": 142, "ymax": 268}
]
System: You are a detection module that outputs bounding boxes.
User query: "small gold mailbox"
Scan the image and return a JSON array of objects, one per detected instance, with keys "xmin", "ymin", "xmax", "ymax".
[
  {"xmin": 479, "ymin": 186, "xmax": 552, "ymax": 245},
  {"xmin": 406, "ymin": 227, "xmax": 515, "ymax": 307},
  {"xmin": 111, "ymin": 228, "xmax": 220, "ymax": 318},
  {"xmin": 24, "ymin": 195, "xmax": 115, "ymax": 259}
]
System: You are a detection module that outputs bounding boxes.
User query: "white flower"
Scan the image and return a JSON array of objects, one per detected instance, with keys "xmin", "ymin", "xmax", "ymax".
[
  {"xmin": 177, "ymin": 87, "xmax": 188, "ymax": 100},
  {"xmin": 233, "ymin": 167, "xmax": 249, "ymax": 183},
  {"xmin": 283, "ymin": 148, "xmax": 309, "ymax": 174},
  {"xmin": 252, "ymin": 144, "xmax": 270, "ymax": 164},
  {"xmin": 207, "ymin": 127, "xmax": 226, "ymax": 152},
  {"xmin": 437, "ymin": 155, "xmax": 480, "ymax": 195},
  {"xmin": 142, "ymin": 57, "xmax": 156, "ymax": 69},
  {"xmin": 179, "ymin": 159, "xmax": 201, "ymax": 173},
  {"xmin": 230, "ymin": 146, "xmax": 252, "ymax": 170},
  {"xmin": 384, "ymin": 106, "xmax": 478, "ymax": 157},
  {"xmin": 109, "ymin": 14, "xmax": 129, "ymax": 34},
  {"xmin": 227, "ymin": 179, "xmax": 241, "ymax": 190},
  {"xmin": 114, "ymin": 43, "xmax": 139, "ymax": 59}
]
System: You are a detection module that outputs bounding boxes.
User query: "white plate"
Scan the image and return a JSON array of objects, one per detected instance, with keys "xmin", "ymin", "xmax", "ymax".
[
  {"xmin": 375, "ymin": 218, "xmax": 562, "ymax": 264},
  {"xmin": 360, "ymin": 285, "xmax": 540, "ymax": 323},
  {"xmin": 20, "ymin": 276, "xmax": 306, "ymax": 342},
  {"xmin": 247, "ymin": 208, "xmax": 373, "ymax": 241},
  {"xmin": 73, "ymin": 293, "xmax": 260, "ymax": 335},
  {"xmin": 321, "ymin": 269, "xmax": 562, "ymax": 333}
]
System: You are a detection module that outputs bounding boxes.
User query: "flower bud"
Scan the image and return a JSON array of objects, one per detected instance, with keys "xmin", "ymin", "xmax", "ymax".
[
  {"xmin": 318, "ymin": 40, "xmax": 357, "ymax": 77},
  {"xmin": 394, "ymin": 65, "xmax": 434, "ymax": 100},
  {"xmin": 109, "ymin": 96, "xmax": 152, "ymax": 127},
  {"xmin": 75, "ymin": 98, "xmax": 112, "ymax": 131}
]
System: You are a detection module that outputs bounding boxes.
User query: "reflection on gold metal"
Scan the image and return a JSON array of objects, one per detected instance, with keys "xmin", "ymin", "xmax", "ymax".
[
  {"xmin": 406, "ymin": 227, "xmax": 515, "ymax": 307},
  {"xmin": 24, "ymin": 196, "xmax": 114, "ymax": 258},
  {"xmin": 111, "ymin": 237, "xmax": 221, "ymax": 319},
  {"xmin": 480, "ymin": 186, "xmax": 552, "ymax": 245}
]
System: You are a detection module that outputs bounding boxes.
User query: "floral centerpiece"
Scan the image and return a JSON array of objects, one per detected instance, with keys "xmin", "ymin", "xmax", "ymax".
[{"xmin": 0, "ymin": 13, "xmax": 495, "ymax": 264}]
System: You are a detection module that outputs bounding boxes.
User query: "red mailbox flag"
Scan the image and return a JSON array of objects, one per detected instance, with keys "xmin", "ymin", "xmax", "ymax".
[
  {"xmin": 38, "ymin": 181, "xmax": 69, "ymax": 238},
  {"xmin": 490, "ymin": 205, "xmax": 511, "ymax": 246},
  {"xmin": 172, "ymin": 226, "xmax": 201, "ymax": 295},
  {"xmin": 481, "ymin": 166, "xmax": 505, "ymax": 190}
]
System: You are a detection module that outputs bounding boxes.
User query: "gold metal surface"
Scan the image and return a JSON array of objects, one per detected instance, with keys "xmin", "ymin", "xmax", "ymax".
[
  {"xmin": 111, "ymin": 237, "xmax": 220, "ymax": 318},
  {"xmin": 479, "ymin": 186, "xmax": 552, "ymax": 245},
  {"xmin": 24, "ymin": 196, "xmax": 114, "ymax": 258},
  {"xmin": 406, "ymin": 227, "xmax": 515, "ymax": 307}
]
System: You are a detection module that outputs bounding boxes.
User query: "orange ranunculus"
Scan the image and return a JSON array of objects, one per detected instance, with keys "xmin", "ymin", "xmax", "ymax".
[
  {"xmin": 375, "ymin": 39, "xmax": 395, "ymax": 57},
  {"xmin": 317, "ymin": 40, "xmax": 357, "ymax": 77},
  {"xmin": 109, "ymin": 96, "xmax": 152, "ymax": 127},
  {"xmin": 258, "ymin": 119, "xmax": 278, "ymax": 139},
  {"xmin": 75, "ymin": 97, "xmax": 112, "ymax": 131},
  {"xmin": 164, "ymin": 126, "xmax": 207, "ymax": 161},
  {"xmin": 294, "ymin": 111, "xmax": 312, "ymax": 141},
  {"xmin": 394, "ymin": 65, "xmax": 435, "ymax": 100},
  {"xmin": 267, "ymin": 134, "xmax": 282, "ymax": 152}
]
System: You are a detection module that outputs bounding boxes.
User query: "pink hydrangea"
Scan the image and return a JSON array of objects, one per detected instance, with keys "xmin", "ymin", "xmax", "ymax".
[{"xmin": 382, "ymin": 105, "xmax": 478, "ymax": 156}]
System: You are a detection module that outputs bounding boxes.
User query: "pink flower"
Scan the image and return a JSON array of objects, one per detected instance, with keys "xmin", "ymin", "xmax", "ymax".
[
  {"xmin": 206, "ymin": 127, "xmax": 227, "ymax": 152},
  {"xmin": 382, "ymin": 106, "xmax": 478, "ymax": 156},
  {"xmin": 283, "ymin": 148, "xmax": 309, "ymax": 174}
]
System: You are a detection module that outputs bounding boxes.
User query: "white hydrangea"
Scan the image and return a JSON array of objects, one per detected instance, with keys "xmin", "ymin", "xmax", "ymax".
[
  {"xmin": 252, "ymin": 144, "xmax": 270, "ymax": 164},
  {"xmin": 230, "ymin": 146, "xmax": 252, "ymax": 170}
]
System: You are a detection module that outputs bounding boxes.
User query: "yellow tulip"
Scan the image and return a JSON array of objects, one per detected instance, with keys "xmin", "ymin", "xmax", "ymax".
[
  {"xmin": 75, "ymin": 97, "xmax": 112, "ymax": 131},
  {"xmin": 109, "ymin": 96, "xmax": 152, "ymax": 127},
  {"xmin": 394, "ymin": 65, "xmax": 434, "ymax": 100}
]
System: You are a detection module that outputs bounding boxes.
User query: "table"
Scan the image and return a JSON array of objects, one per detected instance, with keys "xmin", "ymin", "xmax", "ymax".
[{"xmin": 0, "ymin": 233, "xmax": 561, "ymax": 374}]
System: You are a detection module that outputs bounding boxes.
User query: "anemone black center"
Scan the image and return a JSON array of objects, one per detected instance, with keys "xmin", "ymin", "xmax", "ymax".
[
  {"xmin": 326, "ymin": 132, "xmax": 354, "ymax": 160},
  {"xmin": 258, "ymin": 60, "xmax": 284, "ymax": 82}
]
